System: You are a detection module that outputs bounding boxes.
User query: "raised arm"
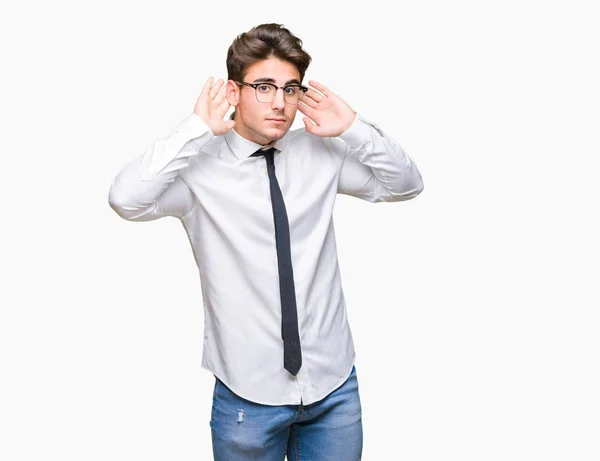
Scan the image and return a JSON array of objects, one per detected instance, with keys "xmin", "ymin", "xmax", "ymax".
[
  {"xmin": 108, "ymin": 114, "xmax": 212, "ymax": 221},
  {"xmin": 298, "ymin": 80, "xmax": 424, "ymax": 203},
  {"xmin": 333, "ymin": 113, "xmax": 424, "ymax": 202},
  {"xmin": 108, "ymin": 77, "xmax": 236, "ymax": 221}
]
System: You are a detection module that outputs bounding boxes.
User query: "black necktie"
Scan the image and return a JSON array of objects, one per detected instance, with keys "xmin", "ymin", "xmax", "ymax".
[{"xmin": 250, "ymin": 147, "xmax": 302, "ymax": 376}]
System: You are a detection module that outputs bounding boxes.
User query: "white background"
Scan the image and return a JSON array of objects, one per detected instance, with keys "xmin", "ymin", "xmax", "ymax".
[{"xmin": 1, "ymin": 0, "xmax": 599, "ymax": 459}]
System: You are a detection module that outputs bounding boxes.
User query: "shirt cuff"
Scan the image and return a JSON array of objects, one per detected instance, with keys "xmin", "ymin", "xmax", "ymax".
[
  {"xmin": 337, "ymin": 112, "xmax": 387, "ymax": 148},
  {"xmin": 178, "ymin": 112, "xmax": 213, "ymax": 141}
]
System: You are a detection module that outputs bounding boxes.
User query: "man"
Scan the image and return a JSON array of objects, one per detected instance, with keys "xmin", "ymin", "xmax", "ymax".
[{"xmin": 109, "ymin": 23, "xmax": 423, "ymax": 460}]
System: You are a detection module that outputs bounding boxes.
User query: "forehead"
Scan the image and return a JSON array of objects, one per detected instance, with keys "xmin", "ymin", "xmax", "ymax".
[{"xmin": 244, "ymin": 57, "xmax": 300, "ymax": 84}]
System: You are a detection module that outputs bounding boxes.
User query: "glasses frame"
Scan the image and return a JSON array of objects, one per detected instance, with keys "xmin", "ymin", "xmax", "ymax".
[{"xmin": 235, "ymin": 81, "xmax": 309, "ymax": 105}]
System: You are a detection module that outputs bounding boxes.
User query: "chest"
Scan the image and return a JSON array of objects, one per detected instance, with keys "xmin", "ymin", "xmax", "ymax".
[{"xmin": 182, "ymin": 150, "xmax": 341, "ymax": 231}]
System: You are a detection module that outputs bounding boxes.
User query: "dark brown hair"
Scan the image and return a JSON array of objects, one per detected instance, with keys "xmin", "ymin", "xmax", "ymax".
[{"xmin": 226, "ymin": 23, "xmax": 312, "ymax": 83}]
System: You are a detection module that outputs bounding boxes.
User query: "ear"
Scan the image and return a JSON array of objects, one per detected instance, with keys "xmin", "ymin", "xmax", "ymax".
[{"xmin": 225, "ymin": 80, "xmax": 239, "ymax": 107}]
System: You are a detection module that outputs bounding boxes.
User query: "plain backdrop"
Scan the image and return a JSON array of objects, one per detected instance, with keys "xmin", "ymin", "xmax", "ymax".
[{"xmin": 1, "ymin": 0, "xmax": 599, "ymax": 460}]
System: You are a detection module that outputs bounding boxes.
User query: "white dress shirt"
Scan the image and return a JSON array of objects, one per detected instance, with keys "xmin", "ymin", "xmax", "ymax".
[{"xmin": 108, "ymin": 111, "xmax": 424, "ymax": 405}]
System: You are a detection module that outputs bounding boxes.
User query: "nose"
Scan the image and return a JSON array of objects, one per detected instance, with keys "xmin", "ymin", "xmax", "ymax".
[{"xmin": 271, "ymin": 88, "xmax": 286, "ymax": 111}]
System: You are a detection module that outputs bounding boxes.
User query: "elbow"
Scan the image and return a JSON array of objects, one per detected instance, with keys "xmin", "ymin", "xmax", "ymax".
[
  {"xmin": 108, "ymin": 181, "xmax": 130, "ymax": 219},
  {"xmin": 411, "ymin": 176, "xmax": 425, "ymax": 198},
  {"xmin": 380, "ymin": 175, "xmax": 424, "ymax": 203},
  {"xmin": 400, "ymin": 172, "xmax": 424, "ymax": 201},
  {"xmin": 399, "ymin": 160, "xmax": 425, "ymax": 200},
  {"xmin": 108, "ymin": 179, "xmax": 147, "ymax": 221}
]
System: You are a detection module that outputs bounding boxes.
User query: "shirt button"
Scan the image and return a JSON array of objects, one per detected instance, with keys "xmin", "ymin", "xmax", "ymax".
[{"xmin": 264, "ymin": 170, "xmax": 268, "ymax": 175}]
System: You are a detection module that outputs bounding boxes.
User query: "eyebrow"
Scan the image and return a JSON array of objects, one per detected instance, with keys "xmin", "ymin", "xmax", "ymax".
[{"xmin": 251, "ymin": 77, "xmax": 302, "ymax": 86}]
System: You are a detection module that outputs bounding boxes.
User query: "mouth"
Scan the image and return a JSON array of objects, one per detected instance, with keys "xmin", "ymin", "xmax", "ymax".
[{"xmin": 266, "ymin": 118, "xmax": 286, "ymax": 124}]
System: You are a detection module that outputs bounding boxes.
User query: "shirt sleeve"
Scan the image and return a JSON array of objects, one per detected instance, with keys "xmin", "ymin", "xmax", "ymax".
[
  {"xmin": 326, "ymin": 112, "xmax": 424, "ymax": 203},
  {"xmin": 108, "ymin": 113, "xmax": 214, "ymax": 221}
]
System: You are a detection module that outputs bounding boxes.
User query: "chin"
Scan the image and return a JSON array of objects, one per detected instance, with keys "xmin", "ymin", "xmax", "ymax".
[{"xmin": 264, "ymin": 132, "xmax": 283, "ymax": 142}]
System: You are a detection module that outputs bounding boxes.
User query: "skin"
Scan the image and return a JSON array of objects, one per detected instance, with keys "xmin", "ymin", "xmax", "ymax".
[{"xmin": 193, "ymin": 56, "xmax": 357, "ymax": 143}]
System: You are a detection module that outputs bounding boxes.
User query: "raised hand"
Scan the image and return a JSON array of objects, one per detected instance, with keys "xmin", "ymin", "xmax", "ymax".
[
  {"xmin": 297, "ymin": 80, "xmax": 357, "ymax": 137},
  {"xmin": 194, "ymin": 77, "xmax": 236, "ymax": 136}
]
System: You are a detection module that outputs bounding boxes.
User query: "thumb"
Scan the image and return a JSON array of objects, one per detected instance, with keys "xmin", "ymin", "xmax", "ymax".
[
  {"xmin": 226, "ymin": 120, "xmax": 236, "ymax": 131},
  {"xmin": 303, "ymin": 117, "xmax": 313, "ymax": 133}
]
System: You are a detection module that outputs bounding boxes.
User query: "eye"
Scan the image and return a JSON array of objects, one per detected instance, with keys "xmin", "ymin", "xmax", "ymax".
[
  {"xmin": 257, "ymin": 84, "xmax": 272, "ymax": 92},
  {"xmin": 284, "ymin": 86, "xmax": 298, "ymax": 95}
]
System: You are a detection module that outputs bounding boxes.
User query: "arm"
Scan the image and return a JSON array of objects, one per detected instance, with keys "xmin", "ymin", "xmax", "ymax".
[
  {"xmin": 333, "ymin": 112, "xmax": 424, "ymax": 202},
  {"xmin": 108, "ymin": 113, "xmax": 214, "ymax": 221},
  {"xmin": 297, "ymin": 80, "xmax": 424, "ymax": 203},
  {"xmin": 108, "ymin": 76, "xmax": 236, "ymax": 221}
]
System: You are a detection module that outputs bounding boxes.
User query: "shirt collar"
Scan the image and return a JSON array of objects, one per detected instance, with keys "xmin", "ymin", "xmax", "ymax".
[{"xmin": 224, "ymin": 126, "xmax": 288, "ymax": 162}]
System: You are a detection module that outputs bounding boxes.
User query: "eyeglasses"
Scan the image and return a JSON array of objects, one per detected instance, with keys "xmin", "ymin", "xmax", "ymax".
[{"xmin": 235, "ymin": 81, "xmax": 308, "ymax": 105}]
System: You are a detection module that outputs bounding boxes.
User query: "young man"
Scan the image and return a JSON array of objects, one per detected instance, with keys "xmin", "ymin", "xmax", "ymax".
[{"xmin": 109, "ymin": 23, "xmax": 424, "ymax": 460}]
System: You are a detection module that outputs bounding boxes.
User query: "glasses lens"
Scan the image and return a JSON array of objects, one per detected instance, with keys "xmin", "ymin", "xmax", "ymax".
[
  {"xmin": 255, "ymin": 84, "xmax": 276, "ymax": 103},
  {"xmin": 284, "ymin": 86, "xmax": 302, "ymax": 105}
]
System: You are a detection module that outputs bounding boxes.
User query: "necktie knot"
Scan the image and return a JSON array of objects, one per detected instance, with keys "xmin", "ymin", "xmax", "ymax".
[{"xmin": 251, "ymin": 147, "xmax": 277, "ymax": 158}]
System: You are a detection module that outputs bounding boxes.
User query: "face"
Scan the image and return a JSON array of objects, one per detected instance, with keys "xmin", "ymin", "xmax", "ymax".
[{"xmin": 226, "ymin": 56, "xmax": 302, "ymax": 145}]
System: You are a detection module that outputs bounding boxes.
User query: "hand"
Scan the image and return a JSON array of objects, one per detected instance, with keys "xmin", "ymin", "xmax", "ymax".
[
  {"xmin": 194, "ymin": 77, "xmax": 236, "ymax": 136},
  {"xmin": 297, "ymin": 80, "xmax": 356, "ymax": 137}
]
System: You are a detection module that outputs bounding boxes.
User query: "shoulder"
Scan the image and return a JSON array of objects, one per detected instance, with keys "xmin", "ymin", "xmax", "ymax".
[{"xmin": 284, "ymin": 125, "xmax": 346, "ymax": 158}]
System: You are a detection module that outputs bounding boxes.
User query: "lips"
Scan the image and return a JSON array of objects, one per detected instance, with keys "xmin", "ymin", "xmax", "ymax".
[{"xmin": 267, "ymin": 118, "xmax": 286, "ymax": 122}]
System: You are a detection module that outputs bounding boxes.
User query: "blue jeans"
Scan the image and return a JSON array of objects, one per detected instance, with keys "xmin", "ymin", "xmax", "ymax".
[{"xmin": 209, "ymin": 366, "xmax": 363, "ymax": 460}]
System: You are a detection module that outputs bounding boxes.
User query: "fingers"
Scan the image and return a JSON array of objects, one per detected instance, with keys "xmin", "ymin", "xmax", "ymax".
[
  {"xmin": 215, "ymin": 94, "xmax": 231, "ymax": 116},
  {"xmin": 209, "ymin": 78, "xmax": 225, "ymax": 98},
  {"xmin": 201, "ymin": 76, "xmax": 215, "ymax": 97},
  {"xmin": 217, "ymin": 94, "xmax": 230, "ymax": 108},
  {"xmin": 300, "ymin": 92, "xmax": 319, "ymax": 109},
  {"xmin": 298, "ymin": 103, "xmax": 322, "ymax": 128},
  {"xmin": 308, "ymin": 80, "xmax": 331, "ymax": 97},
  {"xmin": 199, "ymin": 76, "xmax": 225, "ymax": 105},
  {"xmin": 213, "ymin": 84, "xmax": 228, "ymax": 104},
  {"xmin": 205, "ymin": 78, "xmax": 228, "ymax": 113},
  {"xmin": 305, "ymin": 88, "xmax": 325, "ymax": 104},
  {"xmin": 297, "ymin": 101, "xmax": 316, "ymax": 119}
]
